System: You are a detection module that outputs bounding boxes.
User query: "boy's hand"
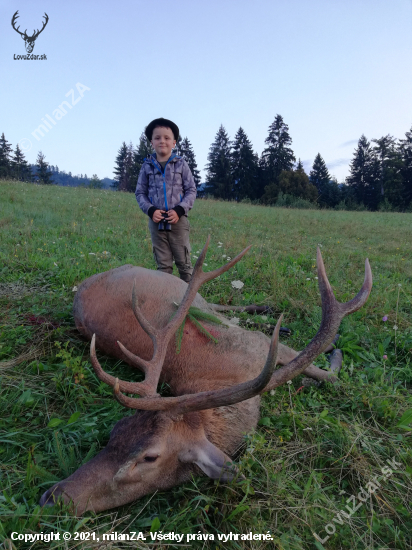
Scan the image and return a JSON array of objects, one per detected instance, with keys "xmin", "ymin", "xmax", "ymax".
[
  {"xmin": 166, "ymin": 210, "xmax": 179, "ymax": 224},
  {"xmin": 152, "ymin": 209, "xmax": 166, "ymax": 223}
]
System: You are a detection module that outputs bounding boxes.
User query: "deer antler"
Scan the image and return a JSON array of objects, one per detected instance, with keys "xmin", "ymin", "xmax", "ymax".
[
  {"xmin": 90, "ymin": 236, "xmax": 251, "ymax": 398},
  {"xmin": 11, "ymin": 11, "xmax": 25, "ymax": 36},
  {"xmin": 32, "ymin": 13, "xmax": 49, "ymax": 40},
  {"xmin": 263, "ymin": 247, "xmax": 372, "ymax": 391},
  {"xmin": 90, "ymin": 244, "xmax": 372, "ymax": 415},
  {"xmin": 11, "ymin": 11, "xmax": 49, "ymax": 40}
]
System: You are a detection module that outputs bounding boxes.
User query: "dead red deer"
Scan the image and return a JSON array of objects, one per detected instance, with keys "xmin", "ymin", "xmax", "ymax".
[{"xmin": 39, "ymin": 238, "xmax": 372, "ymax": 514}]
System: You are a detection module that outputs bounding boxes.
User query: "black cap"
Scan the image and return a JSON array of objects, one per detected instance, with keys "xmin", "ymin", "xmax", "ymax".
[{"xmin": 145, "ymin": 118, "xmax": 179, "ymax": 141}]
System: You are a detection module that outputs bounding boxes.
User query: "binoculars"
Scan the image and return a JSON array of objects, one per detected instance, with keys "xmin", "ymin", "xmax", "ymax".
[{"xmin": 158, "ymin": 212, "xmax": 171, "ymax": 231}]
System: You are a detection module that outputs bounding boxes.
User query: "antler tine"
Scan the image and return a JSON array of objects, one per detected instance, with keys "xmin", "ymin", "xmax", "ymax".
[
  {"xmin": 11, "ymin": 11, "xmax": 24, "ymax": 36},
  {"xmin": 164, "ymin": 236, "xmax": 252, "ymax": 338},
  {"xmin": 112, "ymin": 315, "xmax": 283, "ymax": 412},
  {"xmin": 264, "ymin": 249, "xmax": 372, "ymax": 391},
  {"xmin": 90, "ymin": 334, "xmax": 157, "ymax": 397},
  {"xmin": 131, "ymin": 279, "xmax": 159, "ymax": 342},
  {"xmin": 33, "ymin": 13, "xmax": 49, "ymax": 38}
]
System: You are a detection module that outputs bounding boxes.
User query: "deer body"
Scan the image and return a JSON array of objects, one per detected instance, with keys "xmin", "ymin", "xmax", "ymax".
[
  {"xmin": 40, "ymin": 241, "xmax": 372, "ymax": 514},
  {"xmin": 73, "ymin": 264, "xmax": 266, "ymax": 453}
]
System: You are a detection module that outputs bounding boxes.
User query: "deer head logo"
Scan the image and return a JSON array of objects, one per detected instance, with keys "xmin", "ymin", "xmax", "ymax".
[{"xmin": 11, "ymin": 11, "xmax": 49, "ymax": 54}]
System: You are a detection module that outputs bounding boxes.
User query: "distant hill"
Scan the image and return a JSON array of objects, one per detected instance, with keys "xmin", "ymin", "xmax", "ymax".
[{"xmin": 29, "ymin": 165, "xmax": 116, "ymax": 189}]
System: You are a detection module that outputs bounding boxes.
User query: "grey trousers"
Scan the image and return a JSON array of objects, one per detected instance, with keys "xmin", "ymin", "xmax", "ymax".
[{"xmin": 148, "ymin": 215, "xmax": 193, "ymax": 282}]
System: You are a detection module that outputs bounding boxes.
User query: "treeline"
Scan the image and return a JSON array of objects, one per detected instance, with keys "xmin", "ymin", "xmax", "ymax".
[
  {"xmin": 202, "ymin": 116, "xmax": 412, "ymax": 212},
  {"xmin": 113, "ymin": 131, "xmax": 201, "ymax": 191},
  {"xmin": 113, "ymin": 116, "xmax": 412, "ymax": 211},
  {"xmin": 0, "ymin": 133, "xmax": 113, "ymax": 189}
]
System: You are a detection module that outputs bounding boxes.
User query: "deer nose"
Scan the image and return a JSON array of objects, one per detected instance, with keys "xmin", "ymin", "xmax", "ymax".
[{"xmin": 39, "ymin": 485, "xmax": 64, "ymax": 507}]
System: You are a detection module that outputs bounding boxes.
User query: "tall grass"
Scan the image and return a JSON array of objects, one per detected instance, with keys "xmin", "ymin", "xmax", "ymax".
[{"xmin": 0, "ymin": 180, "xmax": 411, "ymax": 549}]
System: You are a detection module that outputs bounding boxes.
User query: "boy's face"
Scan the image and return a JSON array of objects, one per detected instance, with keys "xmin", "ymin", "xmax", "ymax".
[{"xmin": 151, "ymin": 126, "xmax": 177, "ymax": 161}]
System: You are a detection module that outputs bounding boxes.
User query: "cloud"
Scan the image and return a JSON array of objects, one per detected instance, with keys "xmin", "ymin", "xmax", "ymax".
[
  {"xmin": 340, "ymin": 139, "xmax": 358, "ymax": 148},
  {"xmin": 326, "ymin": 158, "xmax": 351, "ymax": 169}
]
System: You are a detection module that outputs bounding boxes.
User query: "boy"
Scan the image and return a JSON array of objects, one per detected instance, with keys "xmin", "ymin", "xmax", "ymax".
[{"xmin": 135, "ymin": 118, "xmax": 197, "ymax": 283}]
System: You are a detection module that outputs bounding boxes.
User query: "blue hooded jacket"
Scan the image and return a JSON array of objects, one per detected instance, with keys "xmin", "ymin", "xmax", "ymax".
[{"xmin": 135, "ymin": 153, "xmax": 196, "ymax": 216}]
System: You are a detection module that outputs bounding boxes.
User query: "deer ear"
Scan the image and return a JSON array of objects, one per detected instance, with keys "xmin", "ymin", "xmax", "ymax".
[{"xmin": 179, "ymin": 438, "xmax": 237, "ymax": 482}]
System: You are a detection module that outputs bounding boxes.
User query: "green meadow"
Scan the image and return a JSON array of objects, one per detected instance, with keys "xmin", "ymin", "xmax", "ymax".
[{"xmin": 0, "ymin": 179, "xmax": 412, "ymax": 549}]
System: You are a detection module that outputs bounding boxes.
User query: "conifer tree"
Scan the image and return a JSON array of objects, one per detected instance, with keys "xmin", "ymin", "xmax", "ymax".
[
  {"xmin": 204, "ymin": 125, "xmax": 233, "ymax": 200},
  {"xmin": 35, "ymin": 151, "xmax": 53, "ymax": 184},
  {"xmin": 309, "ymin": 153, "xmax": 334, "ymax": 206},
  {"xmin": 11, "ymin": 144, "xmax": 32, "ymax": 181},
  {"xmin": 137, "ymin": 131, "xmax": 154, "ymax": 159},
  {"xmin": 296, "ymin": 158, "xmax": 305, "ymax": 172},
  {"xmin": 128, "ymin": 132, "xmax": 155, "ymax": 193},
  {"xmin": 372, "ymin": 135, "xmax": 403, "ymax": 209},
  {"xmin": 399, "ymin": 126, "xmax": 412, "ymax": 208},
  {"xmin": 179, "ymin": 137, "xmax": 201, "ymax": 187},
  {"xmin": 259, "ymin": 115, "xmax": 296, "ymax": 198},
  {"xmin": 346, "ymin": 135, "xmax": 378, "ymax": 208},
  {"xmin": 122, "ymin": 142, "xmax": 135, "ymax": 192},
  {"xmin": 113, "ymin": 142, "xmax": 128, "ymax": 190},
  {"xmin": 0, "ymin": 133, "xmax": 13, "ymax": 178},
  {"xmin": 231, "ymin": 127, "xmax": 259, "ymax": 201}
]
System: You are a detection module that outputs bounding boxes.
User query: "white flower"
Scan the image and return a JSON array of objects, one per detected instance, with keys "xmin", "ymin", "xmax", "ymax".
[
  {"xmin": 227, "ymin": 257, "xmax": 231, "ymax": 261},
  {"xmin": 89, "ymin": 252, "xmax": 96, "ymax": 255},
  {"xmin": 222, "ymin": 254, "xmax": 227, "ymax": 258},
  {"xmin": 287, "ymin": 380, "xmax": 292, "ymax": 385},
  {"xmin": 393, "ymin": 325, "xmax": 398, "ymax": 330},
  {"xmin": 306, "ymin": 278, "xmax": 311, "ymax": 280},
  {"xmin": 270, "ymin": 390, "xmax": 275, "ymax": 396},
  {"xmin": 303, "ymin": 427, "xmax": 313, "ymax": 431},
  {"xmin": 229, "ymin": 317, "xmax": 240, "ymax": 325},
  {"xmin": 54, "ymin": 262, "xmax": 58, "ymax": 266},
  {"xmin": 231, "ymin": 280, "xmax": 244, "ymax": 290},
  {"xmin": 72, "ymin": 286, "xmax": 78, "ymax": 292},
  {"xmin": 204, "ymin": 263, "xmax": 207, "ymax": 266},
  {"xmin": 218, "ymin": 245, "xmax": 222, "ymax": 248},
  {"xmin": 259, "ymin": 315, "xmax": 268, "ymax": 321},
  {"xmin": 328, "ymin": 450, "xmax": 333, "ymax": 453},
  {"xmin": 315, "ymin": 276, "xmax": 318, "ymax": 279},
  {"xmin": 193, "ymin": 255, "xmax": 198, "ymax": 259},
  {"xmin": 196, "ymin": 250, "xmax": 200, "ymax": 253},
  {"xmin": 218, "ymin": 242, "xmax": 223, "ymax": 245},
  {"xmin": 318, "ymin": 243, "xmax": 323, "ymax": 247}
]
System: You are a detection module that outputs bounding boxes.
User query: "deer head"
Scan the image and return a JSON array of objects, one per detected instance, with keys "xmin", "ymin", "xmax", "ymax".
[
  {"xmin": 11, "ymin": 11, "xmax": 49, "ymax": 54},
  {"xmin": 39, "ymin": 238, "xmax": 372, "ymax": 515}
]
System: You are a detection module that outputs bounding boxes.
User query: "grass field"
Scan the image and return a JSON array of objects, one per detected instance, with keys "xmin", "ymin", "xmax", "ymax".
[{"xmin": 0, "ymin": 179, "xmax": 412, "ymax": 549}]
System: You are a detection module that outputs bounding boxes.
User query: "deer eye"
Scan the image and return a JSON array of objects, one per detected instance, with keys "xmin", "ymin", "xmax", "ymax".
[{"xmin": 144, "ymin": 455, "xmax": 158, "ymax": 463}]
